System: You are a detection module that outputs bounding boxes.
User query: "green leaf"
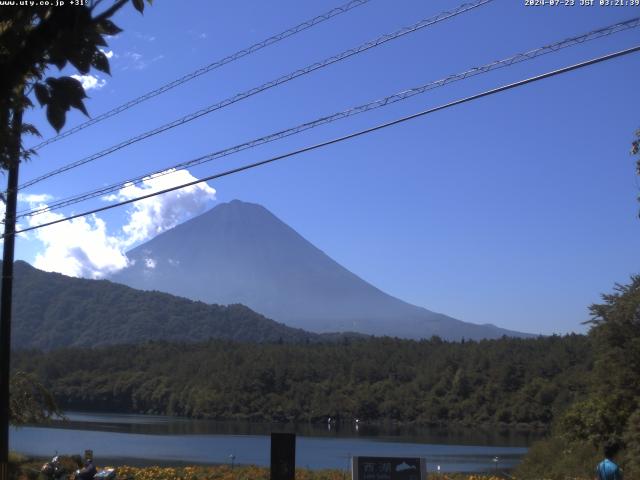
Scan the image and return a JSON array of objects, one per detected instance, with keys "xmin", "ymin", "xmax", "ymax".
[
  {"xmin": 69, "ymin": 97, "xmax": 89, "ymax": 117},
  {"xmin": 91, "ymin": 50, "xmax": 110, "ymax": 75},
  {"xmin": 47, "ymin": 47, "xmax": 68, "ymax": 70},
  {"xmin": 45, "ymin": 77, "xmax": 60, "ymax": 88},
  {"xmin": 48, "ymin": 77, "xmax": 89, "ymax": 117},
  {"xmin": 21, "ymin": 96, "xmax": 34, "ymax": 108},
  {"xmin": 46, "ymin": 104, "xmax": 66, "ymax": 133},
  {"xmin": 56, "ymin": 76, "xmax": 87, "ymax": 99},
  {"xmin": 21, "ymin": 148, "xmax": 39, "ymax": 163},
  {"xmin": 21, "ymin": 124, "xmax": 42, "ymax": 138},
  {"xmin": 97, "ymin": 19, "xmax": 123, "ymax": 36},
  {"xmin": 132, "ymin": 0, "xmax": 145, "ymax": 13},
  {"xmin": 68, "ymin": 46, "xmax": 93, "ymax": 74},
  {"xmin": 33, "ymin": 82, "xmax": 50, "ymax": 106},
  {"xmin": 44, "ymin": 76, "xmax": 87, "ymax": 131},
  {"xmin": 88, "ymin": 30, "xmax": 108, "ymax": 47}
]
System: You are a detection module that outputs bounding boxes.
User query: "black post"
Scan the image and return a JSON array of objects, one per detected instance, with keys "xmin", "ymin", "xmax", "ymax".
[
  {"xmin": 0, "ymin": 104, "xmax": 22, "ymax": 480},
  {"xmin": 270, "ymin": 433, "xmax": 295, "ymax": 480}
]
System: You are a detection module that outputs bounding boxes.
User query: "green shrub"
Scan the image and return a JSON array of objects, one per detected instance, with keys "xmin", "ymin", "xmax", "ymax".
[{"xmin": 516, "ymin": 437, "xmax": 598, "ymax": 480}]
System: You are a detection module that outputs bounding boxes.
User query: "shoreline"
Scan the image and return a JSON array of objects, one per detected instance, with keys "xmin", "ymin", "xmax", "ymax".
[
  {"xmin": 50, "ymin": 409, "xmax": 551, "ymax": 434},
  {"xmin": 12, "ymin": 414, "xmax": 531, "ymax": 474}
]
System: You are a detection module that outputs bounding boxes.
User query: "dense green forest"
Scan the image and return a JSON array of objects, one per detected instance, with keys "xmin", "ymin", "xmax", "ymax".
[
  {"xmin": 516, "ymin": 276, "xmax": 640, "ymax": 479},
  {"xmin": 13, "ymin": 334, "xmax": 590, "ymax": 427},
  {"xmin": 9, "ymin": 273, "xmax": 640, "ymax": 480},
  {"xmin": 9, "ymin": 261, "xmax": 325, "ymax": 349}
]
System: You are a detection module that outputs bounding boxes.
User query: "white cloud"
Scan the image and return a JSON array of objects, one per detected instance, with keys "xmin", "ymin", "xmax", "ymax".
[
  {"xmin": 18, "ymin": 193, "xmax": 53, "ymax": 204},
  {"xmin": 25, "ymin": 207, "xmax": 129, "ymax": 279},
  {"xmin": 108, "ymin": 169, "xmax": 216, "ymax": 247},
  {"xmin": 135, "ymin": 32, "xmax": 156, "ymax": 42},
  {"xmin": 1, "ymin": 196, "xmax": 34, "ymax": 243},
  {"xmin": 20, "ymin": 169, "xmax": 216, "ymax": 279},
  {"xmin": 71, "ymin": 74, "xmax": 107, "ymax": 91},
  {"xmin": 100, "ymin": 49, "xmax": 115, "ymax": 59},
  {"xmin": 122, "ymin": 51, "xmax": 163, "ymax": 71}
]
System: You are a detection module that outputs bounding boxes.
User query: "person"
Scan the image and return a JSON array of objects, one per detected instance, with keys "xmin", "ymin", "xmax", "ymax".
[
  {"xmin": 75, "ymin": 458, "xmax": 97, "ymax": 480},
  {"xmin": 596, "ymin": 442, "xmax": 623, "ymax": 480}
]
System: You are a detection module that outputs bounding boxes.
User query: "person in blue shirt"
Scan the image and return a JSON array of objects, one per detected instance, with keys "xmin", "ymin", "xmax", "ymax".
[{"xmin": 596, "ymin": 442, "xmax": 623, "ymax": 480}]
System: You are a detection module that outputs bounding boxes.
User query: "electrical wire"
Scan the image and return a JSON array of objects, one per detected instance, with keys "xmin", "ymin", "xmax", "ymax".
[
  {"xmin": 9, "ymin": 43, "xmax": 640, "ymax": 238},
  {"xmin": 30, "ymin": 0, "xmax": 373, "ymax": 151},
  {"xmin": 16, "ymin": 16, "xmax": 640, "ymax": 220},
  {"xmin": 17, "ymin": 0, "xmax": 493, "ymax": 191}
]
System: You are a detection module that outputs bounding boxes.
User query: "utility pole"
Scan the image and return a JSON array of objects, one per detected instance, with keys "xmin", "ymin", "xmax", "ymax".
[{"xmin": 0, "ymin": 96, "xmax": 23, "ymax": 480}]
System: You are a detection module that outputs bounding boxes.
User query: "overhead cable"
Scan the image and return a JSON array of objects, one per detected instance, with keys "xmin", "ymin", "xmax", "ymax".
[
  {"xmin": 10, "ymin": 44, "xmax": 640, "ymax": 238},
  {"xmin": 30, "ymin": 0, "xmax": 373, "ymax": 150},
  {"xmin": 17, "ymin": 16, "xmax": 640, "ymax": 220},
  {"xmin": 18, "ymin": 0, "xmax": 493, "ymax": 191}
]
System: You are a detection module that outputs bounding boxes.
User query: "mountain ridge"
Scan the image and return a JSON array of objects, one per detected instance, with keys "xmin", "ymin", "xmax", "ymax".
[
  {"xmin": 8, "ymin": 260, "xmax": 331, "ymax": 350},
  {"xmin": 110, "ymin": 200, "xmax": 533, "ymax": 340}
]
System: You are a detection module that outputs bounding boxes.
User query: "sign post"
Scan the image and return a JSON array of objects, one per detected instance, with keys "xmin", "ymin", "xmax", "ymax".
[{"xmin": 270, "ymin": 433, "xmax": 295, "ymax": 480}]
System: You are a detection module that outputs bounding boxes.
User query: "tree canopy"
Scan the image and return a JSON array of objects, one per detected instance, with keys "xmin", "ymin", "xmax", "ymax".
[
  {"xmin": 0, "ymin": 0, "xmax": 151, "ymax": 168},
  {"xmin": 13, "ymin": 334, "xmax": 592, "ymax": 427},
  {"xmin": 9, "ymin": 371, "xmax": 60, "ymax": 425},
  {"xmin": 517, "ymin": 276, "xmax": 640, "ymax": 479},
  {"xmin": 0, "ymin": 0, "xmax": 151, "ymax": 428}
]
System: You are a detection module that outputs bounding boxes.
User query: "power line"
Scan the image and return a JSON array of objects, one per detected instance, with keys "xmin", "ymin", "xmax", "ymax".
[
  {"xmin": 17, "ymin": 0, "xmax": 493, "ymax": 191},
  {"xmin": 10, "ymin": 44, "xmax": 640, "ymax": 238},
  {"xmin": 16, "ymin": 16, "xmax": 640, "ymax": 220},
  {"xmin": 29, "ymin": 0, "xmax": 373, "ymax": 151}
]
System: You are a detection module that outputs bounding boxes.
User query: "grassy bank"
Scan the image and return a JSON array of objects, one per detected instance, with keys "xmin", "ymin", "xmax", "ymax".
[
  {"xmin": 73, "ymin": 465, "xmax": 512, "ymax": 480},
  {"xmin": 8, "ymin": 459, "xmax": 524, "ymax": 480}
]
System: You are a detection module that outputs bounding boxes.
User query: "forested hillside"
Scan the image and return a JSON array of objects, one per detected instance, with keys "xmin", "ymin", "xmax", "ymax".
[
  {"xmin": 516, "ymin": 276, "xmax": 640, "ymax": 479},
  {"xmin": 13, "ymin": 334, "xmax": 591, "ymax": 427},
  {"xmin": 9, "ymin": 261, "xmax": 319, "ymax": 349}
]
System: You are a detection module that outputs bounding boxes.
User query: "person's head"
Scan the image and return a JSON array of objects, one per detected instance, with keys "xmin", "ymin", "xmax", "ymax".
[{"xmin": 604, "ymin": 441, "xmax": 620, "ymax": 460}]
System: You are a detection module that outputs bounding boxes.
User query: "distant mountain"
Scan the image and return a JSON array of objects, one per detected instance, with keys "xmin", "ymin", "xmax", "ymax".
[
  {"xmin": 9, "ymin": 261, "xmax": 320, "ymax": 350},
  {"xmin": 110, "ymin": 200, "xmax": 532, "ymax": 340}
]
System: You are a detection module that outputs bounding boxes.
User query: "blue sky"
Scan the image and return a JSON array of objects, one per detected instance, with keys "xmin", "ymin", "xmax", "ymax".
[{"xmin": 13, "ymin": 0, "xmax": 640, "ymax": 335}]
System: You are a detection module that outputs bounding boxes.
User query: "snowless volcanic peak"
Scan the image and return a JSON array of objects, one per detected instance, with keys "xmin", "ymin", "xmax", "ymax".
[{"xmin": 110, "ymin": 200, "xmax": 532, "ymax": 341}]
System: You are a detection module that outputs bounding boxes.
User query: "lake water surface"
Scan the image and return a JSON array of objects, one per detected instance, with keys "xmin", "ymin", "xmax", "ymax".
[{"xmin": 10, "ymin": 412, "xmax": 539, "ymax": 473}]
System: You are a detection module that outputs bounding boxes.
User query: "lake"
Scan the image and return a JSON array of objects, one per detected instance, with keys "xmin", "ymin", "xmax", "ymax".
[{"xmin": 10, "ymin": 412, "xmax": 538, "ymax": 473}]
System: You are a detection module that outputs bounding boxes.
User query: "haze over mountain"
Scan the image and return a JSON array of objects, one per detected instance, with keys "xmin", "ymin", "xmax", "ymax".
[
  {"xmin": 110, "ymin": 200, "xmax": 532, "ymax": 340},
  {"xmin": 9, "ymin": 261, "xmax": 321, "ymax": 350}
]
